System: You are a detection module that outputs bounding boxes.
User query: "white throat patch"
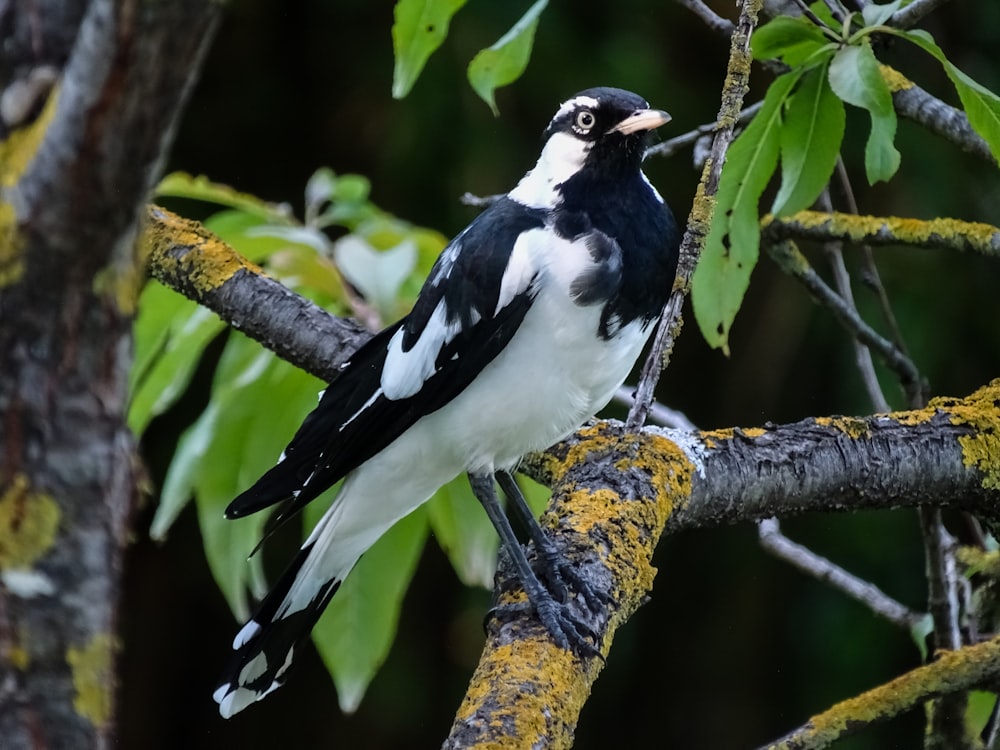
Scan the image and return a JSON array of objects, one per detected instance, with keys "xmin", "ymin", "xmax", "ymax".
[{"xmin": 507, "ymin": 131, "xmax": 591, "ymax": 210}]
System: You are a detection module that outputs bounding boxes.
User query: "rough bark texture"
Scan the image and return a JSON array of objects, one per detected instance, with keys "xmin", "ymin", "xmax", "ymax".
[{"xmin": 0, "ymin": 2, "xmax": 219, "ymax": 748}]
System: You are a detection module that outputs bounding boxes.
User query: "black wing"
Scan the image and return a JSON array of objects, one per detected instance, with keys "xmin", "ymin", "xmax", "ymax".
[{"xmin": 225, "ymin": 197, "xmax": 547, "ymax": 523}]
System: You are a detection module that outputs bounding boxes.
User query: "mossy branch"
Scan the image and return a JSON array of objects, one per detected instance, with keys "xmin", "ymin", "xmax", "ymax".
[
  {"xmin": 763, "ymin": 210, "xmax": 1000, "ymax": 258},
  {"xmin": 761, "ymin": 633, "xmax": 1000, "ymax": 750}
]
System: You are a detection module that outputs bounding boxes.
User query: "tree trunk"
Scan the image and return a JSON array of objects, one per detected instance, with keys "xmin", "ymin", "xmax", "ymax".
[{"xmin": 0, "ymin": 2, "xmax": 219, "ymax": 747}]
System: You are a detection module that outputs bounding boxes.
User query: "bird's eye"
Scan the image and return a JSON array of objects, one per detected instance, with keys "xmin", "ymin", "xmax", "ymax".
[{"xmin": 575, "ymin": 110, "xmax": 596, "ymax": 132}]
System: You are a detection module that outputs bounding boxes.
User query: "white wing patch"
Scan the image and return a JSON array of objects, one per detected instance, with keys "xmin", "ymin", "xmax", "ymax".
[
  {"xmin": 495, "ymin": 232, "xmax": 538, "ymax": 315},
  {"xmin": 381, "ymin": 302, "xmax": 462, "ymax": 400}
]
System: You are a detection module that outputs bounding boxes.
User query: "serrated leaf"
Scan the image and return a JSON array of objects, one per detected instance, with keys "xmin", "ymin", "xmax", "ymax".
[
  {"xmin": 861, "ymin": 0, "xmax": 904, "ymax": 28},
  {"xmin": 467, "ymin": 0, "xmax": 547, "ymax": 115},
  {"xmin": 773, "ymin": 63, "xmax": 846, "ymax": 216},
  {"xmin": 828, "ymin": 40, "xmax": 900, "ymax": 183},
  {"xmin": 427, "ymin": 479, "xmax": 499, "ymax": 588},
  {"xmin": 751, "ymin": 15, "xmax": 831, "ymax": 66},
  {"xmin": 311, "ymin": 506, "xmax": 428, "ymax": 713},
  {"xmin": 894, "ymin": 28, "xmax": 1000, "ymax": 164},
  {"xmin": 391, "ymin": 0, "xmax": 468, "ymax": 99},
  {"xmin": 693, "ymin": 70, "xmax": 802, "ymax": 353}
]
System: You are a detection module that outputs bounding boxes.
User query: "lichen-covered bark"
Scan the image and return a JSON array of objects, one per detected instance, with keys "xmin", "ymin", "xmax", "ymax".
[
  {"xmin": 444, "ymin": 425, "xmax": 693, "ymax": 749},
  {"xmin": 0, "ymin": 2, "xmax": 219, "ymax": 748},
  {"xmin": 143, "ymin": 206, "xmax": 371, "ymax": 384}
]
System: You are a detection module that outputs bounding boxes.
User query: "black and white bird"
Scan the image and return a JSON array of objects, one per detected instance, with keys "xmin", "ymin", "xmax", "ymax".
[{"xmin": 213, "ymin": 87, "xmax": 680, "ymax": 718}]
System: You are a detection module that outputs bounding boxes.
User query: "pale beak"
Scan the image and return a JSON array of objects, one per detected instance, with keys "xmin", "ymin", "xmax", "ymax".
[{"xmin": 608, "ymin": 108, "xmax": 672, "ymax": 135}]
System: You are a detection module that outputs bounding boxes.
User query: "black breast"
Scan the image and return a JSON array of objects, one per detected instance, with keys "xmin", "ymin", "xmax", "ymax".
[{"xmin": 554, "ymin": 169, "xmax": 680, "ymax": 334}]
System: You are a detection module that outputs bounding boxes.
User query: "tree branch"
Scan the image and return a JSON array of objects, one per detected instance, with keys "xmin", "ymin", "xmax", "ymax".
[
  {"xmin": 758, "ymin": 519, "xmax": 925, "ymax": 631},
  {"xmin": 765, "ymin": 239, "xmax": 927, "ymax": 405},
  {"xmin": 143, "ymin": 205, "xmax": 370, "ymax": 383},
  {"xmin": 627, "ymin": 0, "xmax": 763, "ymax": 428},
  {"xmin": 883, "ymin": 66, "xmax": 997, "ymax": 166},
  {"xmin": 761, "ymin": 633, "xmax": 1000, "ymax": 750},
  {"xmin": 763, "ymin": 210, "xmax": 1000, "ymax": 258}
]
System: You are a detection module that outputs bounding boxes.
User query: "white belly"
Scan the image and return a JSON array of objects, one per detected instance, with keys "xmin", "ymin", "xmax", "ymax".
[{"xmin": 420, "ymin": 280, "xmax": 651, "ymax": 472}]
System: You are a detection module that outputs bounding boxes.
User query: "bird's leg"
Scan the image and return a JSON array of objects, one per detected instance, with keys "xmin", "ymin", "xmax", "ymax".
[
  {"xmin": 467, "ymin": 471, "xmax": 600, "ymax": 657},
  {"xmin": 494, "ymin": 470, "xmax": 609, "ymax": 613}
]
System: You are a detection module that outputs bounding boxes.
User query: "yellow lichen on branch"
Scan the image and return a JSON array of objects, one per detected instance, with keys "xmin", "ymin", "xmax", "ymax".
[
  {"xmin": 448, "ymin": 425, "xmax": 694, "ymax": 748},
  {"xmin": 67, "ymin": 633, "xmax": 117, "ymax": 730},
  {"xmin": 936, "ymin": 379, "xmax": 1000, "ymax": 491},
  {"xmin": 767, "ymin": 634, "xmax": 1000, "ymax": 750},
  {"xmin": 142, "ymin": 204, "xmax": 264, "ymax": 294},
  {"xmin": 0, "ymin": 473, "xmax": 60, "ymax": 570},
  {"xmin": 0, "ymin": 83, "xmax": 60, "ymax": 286},
  {"xmin": 763, "ymin": 210, "xmax": 1000, "ymax": 257}
]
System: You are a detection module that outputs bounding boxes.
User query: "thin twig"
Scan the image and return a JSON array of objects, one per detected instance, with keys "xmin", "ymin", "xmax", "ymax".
[
  {"xmin": 890, "ymin": 0, "xmax": 952, "ymax": 29},
  {"xmin": 613, "ymin": 385, "xmax": 698, "ymax": 431},
  {"xmin": 646, "ymin": 101, "xmax": 763, "ymax": 161},
  {"xmin": 759, "ymin": 519, "xmax": 925, "ymax": 630},
  {"xmin": 627, "ymin": 0, "xmax": 763, "ymax": 430},
  {"xmin": 817, "ymin": 190, "xmax": 891, "ymax": 412},
  {"xmin": 674, "ymin": 0, "xmax": 735, "ymax": 36},
  {"xmin": 765, "ymin": 239, "xmax": 927, "ymax": 405},
  {"xmin": 832, "ymin": 160, "xmax": 914, "ymax": 365}
]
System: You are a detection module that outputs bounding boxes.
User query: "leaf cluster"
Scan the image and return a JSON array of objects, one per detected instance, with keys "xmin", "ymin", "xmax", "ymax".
[{"xmin": 692, "ymin": 1, "xmax": 1000, "ymax": 352}]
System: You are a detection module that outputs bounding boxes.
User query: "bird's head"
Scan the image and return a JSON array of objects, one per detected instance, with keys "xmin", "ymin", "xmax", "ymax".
[{"xmin": 510, "ymin": 87, "xmax": 670, "ymax": 208}]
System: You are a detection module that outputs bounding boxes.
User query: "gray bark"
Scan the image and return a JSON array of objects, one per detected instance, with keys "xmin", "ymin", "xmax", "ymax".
[{"xmin": 0, "ymin": 2, "xmax": 219, "ymax": 747}]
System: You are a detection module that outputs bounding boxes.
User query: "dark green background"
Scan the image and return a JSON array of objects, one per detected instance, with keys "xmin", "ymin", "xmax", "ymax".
[{"xmin": 121, "ymin": 1, "xmax": 1000, "ymax": 747}]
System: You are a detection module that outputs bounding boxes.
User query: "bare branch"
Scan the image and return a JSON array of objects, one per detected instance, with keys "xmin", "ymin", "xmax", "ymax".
[
  {"xmin": 674, "ymin": 0, "xmax": 735, "ymax": 36},
  {"xmin": 646, "ymin": 101, "xmax": 763, "ymax": 160},
  {"xmin": 885, "ymin": 67, "xmax": 997, "ymax": 165},
  {"xmin": 614, "ymin": 385, "xmax": 699, "ymax": 431},
  {"xmin": 758, "ymin": 519, "xmax": 925, "ymax": 631},
  {"xmin": 765, "ymin": 239, "xmax": 927, "ymax": 405},
  {"xmin": 890, "ymin": 0, "xmax": 953, "ymax": 29}
]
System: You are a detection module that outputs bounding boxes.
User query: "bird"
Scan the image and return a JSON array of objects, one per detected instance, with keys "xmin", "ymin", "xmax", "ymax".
[{"xmin": 212, "ymin": 86, "xmax": 681, "ymax": 718}]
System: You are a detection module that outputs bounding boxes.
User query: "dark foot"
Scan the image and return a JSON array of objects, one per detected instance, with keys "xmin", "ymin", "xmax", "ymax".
[{"xmin": 485, "ymin": 593, "xmax": 603, "ymax": 659}]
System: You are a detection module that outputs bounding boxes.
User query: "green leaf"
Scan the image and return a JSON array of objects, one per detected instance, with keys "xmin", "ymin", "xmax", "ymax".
[
  {"xmin": 772, "ymin": 62, "xmax": 846, "ymax": 216},
  {"xmin": 967, "ymin": 690, "xmax": 998, "ymax": 737},
  {"xmin": 894, "ymin": 28, "xmax": 1000, "ymax": 164},
  {"xmin": 751, "ymin": 15, "xmax": 831, "ymax": 66},
  {"xmin": 155, "ymin": 172, "xmax": 294, "ymax": 224},
  {"xmin": 128, "ymin": 283, "xmax": 227, "ymax": 435},
  {"xmin": 828, "ymin": 40, "xmax": 900, "ymax": 183},
  {"xmin": 391, "ymin": 0, "xmax": 468, "ymax": 99},
  {"xmin": 333, "ymin": 235, "xmax": 417, "ymax": 320},
  {"xmin": 427, "ymin": 479, "xmax": 499, "ymax": 588},
  {"xmin": 692, "ymin": 70, "xmax": 802, "ymax": 353},
  {"xmin": 311, "ymin": 506, "xmax": 429, "ymax": 713},
  {"xmin": 467, "ymin": 0, "xmax": 548, "ymax": 115},
  {"xmin": 861, "ymin": 0, "xmax": 904, "ymax": 27}
]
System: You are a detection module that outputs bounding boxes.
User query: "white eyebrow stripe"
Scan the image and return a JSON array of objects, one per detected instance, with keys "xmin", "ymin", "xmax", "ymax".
[{"xmin": 554, "ymin": 94, "xmax": 600, "ymax": 120}]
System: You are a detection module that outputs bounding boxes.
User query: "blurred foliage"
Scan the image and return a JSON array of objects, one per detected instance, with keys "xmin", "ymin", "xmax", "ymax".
[{"xmin": 122, "ymin": 0, "xmax": 1000, "ymax": 748}]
